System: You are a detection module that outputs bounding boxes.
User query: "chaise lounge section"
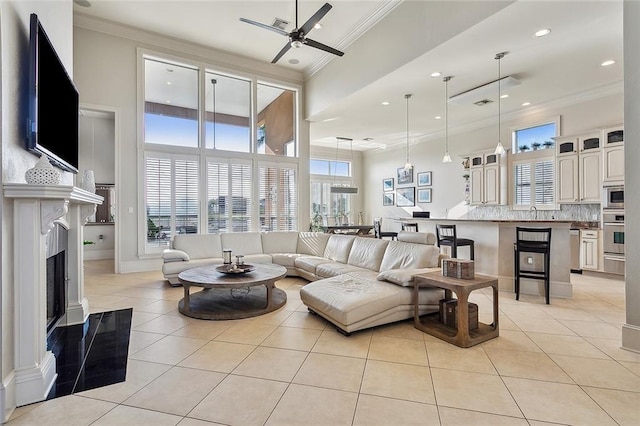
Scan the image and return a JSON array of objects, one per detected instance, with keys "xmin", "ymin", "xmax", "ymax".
[{"xmin": 161, "ymin": 231, "xmax": 445, "ymax": 334}]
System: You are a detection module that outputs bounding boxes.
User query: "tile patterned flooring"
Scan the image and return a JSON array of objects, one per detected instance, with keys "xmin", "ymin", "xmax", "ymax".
[{"xmin": 8, "ymin": 260, "xmax": 640, "ymax": 425}]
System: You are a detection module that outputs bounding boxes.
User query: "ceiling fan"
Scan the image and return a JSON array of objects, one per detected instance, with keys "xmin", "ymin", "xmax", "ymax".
[{"xmin": 240, "ymin": 0, "xmax": 345, "ymax": 64}]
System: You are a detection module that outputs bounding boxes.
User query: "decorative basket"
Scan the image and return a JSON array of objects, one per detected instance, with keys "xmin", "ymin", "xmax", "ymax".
[{"xmin": 25, "ymin": 156, "xmax": 61, "ymax": 185}]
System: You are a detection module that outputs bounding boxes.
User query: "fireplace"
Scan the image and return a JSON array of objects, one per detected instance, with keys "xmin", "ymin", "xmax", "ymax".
[{"xmin": 46, "ymin": 223, "xmax": 68, "ymax": 334}]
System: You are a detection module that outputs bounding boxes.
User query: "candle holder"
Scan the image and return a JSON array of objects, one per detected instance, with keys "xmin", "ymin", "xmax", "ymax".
[
  {"xmin": 223, "ymin": 250, "xmax": 232, "ymax": 264},
  {"xmin": 235, "ymin": 255, "xmax": 245, "ymax": 266}
]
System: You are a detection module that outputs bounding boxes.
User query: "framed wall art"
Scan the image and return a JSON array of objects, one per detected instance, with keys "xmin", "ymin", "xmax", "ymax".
[
  {"xmin": 417, "ymin": 171, "xmax": 432, "ymax": 186},
  {"xmin": 382, "ymin": 178, "xmax": 394, "ymax": 191},
  {"xmin": 417, "ymin": 188, "xmax": 432, "ymax": 203},
  {"xmin": 383, "ymin": 192, "xmax": 394, "ymax": 206},
  {"xmin": 396, "ymin": 187, "xmax": 415, "ymax": 207},
  {"xmin": 397, "ymin": 166, "xmax": 413, "ymax": 185}
]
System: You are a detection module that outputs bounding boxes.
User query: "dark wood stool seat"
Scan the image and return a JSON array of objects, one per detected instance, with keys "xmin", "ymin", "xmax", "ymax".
[
  {"xmin": 514, "ymin": 227, "xmax": 552, "ymax": 304},
  {"xmin": 436, "ymin": 224, "xmax": 475, "ymax": 260},
  {"xmin": 373, "ymin": 218, "xmax": 398, "ymax": 240}
]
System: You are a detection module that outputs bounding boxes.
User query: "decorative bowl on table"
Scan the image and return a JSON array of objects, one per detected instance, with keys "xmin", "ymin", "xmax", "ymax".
[{"xmin": 216, "ymin": 264, "xmax": 255, "ymax": 275}]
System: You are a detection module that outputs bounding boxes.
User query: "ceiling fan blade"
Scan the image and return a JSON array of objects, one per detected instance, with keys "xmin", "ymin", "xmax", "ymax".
[
  {"xmin": 272, "ymin": 43, "xmax": 292, "ymax": 63},
  {"xmin": 304, "ymin": 38, "xmax": 344, "ymax": 57},
  {"xmin": 239, "ymin": 17, "xmax": 289, "ymax": 37},
  {"xmin": 299, "ymin": 3, "xmax": 332, "ymax": 35}
]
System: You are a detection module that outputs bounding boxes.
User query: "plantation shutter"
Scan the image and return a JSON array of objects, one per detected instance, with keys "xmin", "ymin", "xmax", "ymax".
[
  {"xmin": 535, "ymin": 160, "xmax": 554, "ymax": 205},
  {"xmin": 259, "ymin": 164, "xmax": 298, "ymax": 231},
  {"xmin": 231, "ymin": 162, "xmax": 252, "ymax": 232},
  {"xmin": 514, "ymin": 163, "xmax": 531, "ymax": 206},
  {"xmin": 279, "ymin": 166, "xmax": 297, "ymax": 231},
  {"xmin": 174, "ymin": 159, "xmax": 199, "ymax": 233},
  {"xmin": 145, "ymin": 157, "xmax": 172, "ymax": 244},
  {"xmin": 207, "ymin": 161, "xmax": 229, "ymax": 233}
]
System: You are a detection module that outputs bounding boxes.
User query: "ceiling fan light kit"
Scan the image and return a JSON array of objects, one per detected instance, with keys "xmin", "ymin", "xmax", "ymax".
[{"xmin": 240, "ymin": 1, "xmax": 344, "ymax": 64}]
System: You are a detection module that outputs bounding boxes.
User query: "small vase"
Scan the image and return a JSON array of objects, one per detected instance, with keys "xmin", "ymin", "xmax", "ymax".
[
  {"xmin": 80, "ymin": 170, "xmax": 96, "ymax": 193},
  {"xmin": 25, "ymin": 155, "xmax": 61, "ymax": 185}
]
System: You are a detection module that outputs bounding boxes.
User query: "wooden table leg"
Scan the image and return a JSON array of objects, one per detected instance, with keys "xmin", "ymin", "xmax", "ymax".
[
  {"xmin": 183, "ymin": 283, "xmax": 191, "ymax": 314},
  {"xmin": 455, "ymin": 289, "xmax": 471, "ymax": 347},
  {"xmin": 492, "ymin": 284, "xmax": 499, "ymax": 329}
]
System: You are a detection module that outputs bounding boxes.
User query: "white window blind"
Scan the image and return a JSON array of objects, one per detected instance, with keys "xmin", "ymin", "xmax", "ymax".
[
  {"xmin": 259, "ymin": 164, "xmax": 298, "ymax": 231},
  {"xmin": 207, "ymin": 159, "xmax": 252, "ymax": 233},
  {"xmin": 513, "ymin": 158, "xmax": 554, "ymax": 207},
  {"xmin": 145, "ymin": 155, "xmax": 199, "ymax": 248}
]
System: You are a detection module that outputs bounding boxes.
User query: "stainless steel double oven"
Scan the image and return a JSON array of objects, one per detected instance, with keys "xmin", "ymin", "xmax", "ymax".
[{"xmin": 603, "ymin": 211, "xmax": 625, "ymax": 275}]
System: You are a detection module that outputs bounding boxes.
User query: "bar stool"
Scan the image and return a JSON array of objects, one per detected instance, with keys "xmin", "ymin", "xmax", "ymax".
[
  {"xmin": 514, "ymin": 227, "xmax": 552, "ymax": 304},
  {"xmin": 373, "ymin": 218, "xmax": 398, "ymax": 240},
  {"xmin": 435, "ymin": 224, "xmax": 475, "ymax": 260},
  {"xmin": 402, "ymin": 223, "xmax": 419, "ymax": 232}
]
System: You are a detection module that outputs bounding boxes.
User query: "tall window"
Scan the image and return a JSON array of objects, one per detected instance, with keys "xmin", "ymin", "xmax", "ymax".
[
  {"xmin": 310, "ymin": 158, "xmax": 352, "ymax": 225},
  {"xmin": 145, "ymin": 155, "xmax": 199, "ymax": 249},
  {"xmin": 142, "ymin": 54, "xmax": 300, "ymax": 253},
  {"xmin": 259, "ymin": 164, "xmax": 298, "ymax": 231}
]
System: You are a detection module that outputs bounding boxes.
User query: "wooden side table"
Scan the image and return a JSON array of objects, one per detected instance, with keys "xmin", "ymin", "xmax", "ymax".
[{"xmin": 413, "ymin": 271, "xmax": 499, "ymax": 348}]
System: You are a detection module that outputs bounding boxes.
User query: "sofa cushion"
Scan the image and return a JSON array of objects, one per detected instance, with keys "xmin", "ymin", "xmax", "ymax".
[
  {"xmin": 376, "ymin": 267, "xmax": 442, "ymax": 287},
  {"xmin": 271, "ymin": 253, "xmax": 303, "ymax": 268},
  {"xmin": 242, "ymin": 254, "xmax": 273, "ymax": 264},
  {"xmin": 379, "ymin": 241, "xmax": 440, "ymax": 271},
  {"xmin": 347, "ymin": 238, "xmax": 389, "ymax": 272},
  {"xmin": 324, "ymin": 235, "xmax": 356, "ymax": 263},
  {"xmin": 162, "ymin": 257, "xmax": 223, "ymax": 276},
  {"xmin": 261, "ymin": 231, "xmax": 299, "ymax": 254},
  {"xmin": 300, "ymin": 273, "xmax": 443, "ymax": 327},
  {"xmin": 397, "ymin": 231, "xmax": 436, "ymax": 245},
  {"xmin": 220, "ymin": 232, "xmax": 264, "ymax": 255},
  {"xmin": 173, "ymin": 234, "xmax": 222, "ymax": 260},
  {"xmin": 297, "ymin": 232, "xmax": 331, "ymax": 257},
  {"xmin": 162, "ymin": 249, "xmax": 190, "ymax": 262},
  {"xmin": 316, "ymin": 262, "xmax": 369, "ymax": 278},
  {"xmin": 294, "ymin": 256, "xmax": 331, "ymax": 275}
]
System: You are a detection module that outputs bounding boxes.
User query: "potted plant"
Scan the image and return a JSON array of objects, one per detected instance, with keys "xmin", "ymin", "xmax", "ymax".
[
  {"xmin": 519, "ymin": 144, "xmax": 529, "ymax": 152},
  {"xmin": 531, "ymin": 142, "xmax": 542, "ymax": 151},
  {"xmin": 543, "ymin": 140, "xmax": 554, "ymax": 149}
]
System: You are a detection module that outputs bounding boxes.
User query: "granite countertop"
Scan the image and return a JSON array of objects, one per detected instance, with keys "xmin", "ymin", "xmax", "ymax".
[{"xmin": 395, "ymin": 217, "xmax": 600, "ymax": 228}]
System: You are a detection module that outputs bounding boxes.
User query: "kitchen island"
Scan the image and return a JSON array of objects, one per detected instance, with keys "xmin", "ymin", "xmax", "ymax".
[{"xmin": 395, "ymin": 218, "xmax": 598, "ymax": 299}]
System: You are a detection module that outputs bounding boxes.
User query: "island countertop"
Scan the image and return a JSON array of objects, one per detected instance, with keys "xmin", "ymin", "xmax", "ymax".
[{"xmin": 394, "ymin": 217, "xmax": 600, "ymax": 228}]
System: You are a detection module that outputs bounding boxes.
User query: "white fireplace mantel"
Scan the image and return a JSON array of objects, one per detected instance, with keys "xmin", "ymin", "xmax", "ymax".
[{"xmin": 3, "ymin": 183, "xmax": 102, "ymax": 407}]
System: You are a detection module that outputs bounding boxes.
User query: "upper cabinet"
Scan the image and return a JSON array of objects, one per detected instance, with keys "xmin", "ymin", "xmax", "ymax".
[
  {"xmin": 555, "ymin": 131, "xmax": 602, "ymax": 204},
  {"xmin": 469, "ymin": 150, "xmax": 505, "ymax": 206},
  {"xmin": 602, "ymin": 125, "xmax": 624, "ymax": 185}
]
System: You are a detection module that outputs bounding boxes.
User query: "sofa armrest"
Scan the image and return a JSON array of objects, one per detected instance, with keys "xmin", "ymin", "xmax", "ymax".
[
  {"xmin": 376, "ymin": 267, "xmax": 441, "ymax": 287},
  {"xmin": 162, "ymin": 249, "xmax": 190, "ymax": 263}
]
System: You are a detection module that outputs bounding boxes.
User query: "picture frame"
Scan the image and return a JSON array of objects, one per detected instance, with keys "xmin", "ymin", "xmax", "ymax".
[
  {"xmin": 397, "ymin": 166, "xmax": 413, "ymax": 185},
  {"xmin": 417, "ymin": 188, "xmax": 432, "ymax": 203},
  {"xmin": 417, "ymin": 171, "xmax": 432, "ymax": 186},
  {"xmin": 382, "ymin": 178, "xmax": 394, "ymax": 192},
  {"xmin": 383, "ymin": 192, "xmax": 394, "ymax": 206},
  {"xmin": 396, "ymin": 187, "xmax": 415, "ymax": 207}
]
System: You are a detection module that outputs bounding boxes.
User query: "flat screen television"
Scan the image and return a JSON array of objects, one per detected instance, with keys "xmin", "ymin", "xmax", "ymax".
[{"xmin": 26, "ymin": 13, "xmax": 79, "ymax": 173}]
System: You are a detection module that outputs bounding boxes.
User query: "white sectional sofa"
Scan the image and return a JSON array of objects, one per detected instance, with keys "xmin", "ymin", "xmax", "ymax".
[{"xmin": 161, "ymin": 231, "xmax": 445, "ymax": 334}]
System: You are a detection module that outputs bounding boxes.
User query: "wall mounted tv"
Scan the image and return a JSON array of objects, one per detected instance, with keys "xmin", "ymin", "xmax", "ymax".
[{"xmin": 26, "ymin": 13, "xmax": 79, "ymax": 174}]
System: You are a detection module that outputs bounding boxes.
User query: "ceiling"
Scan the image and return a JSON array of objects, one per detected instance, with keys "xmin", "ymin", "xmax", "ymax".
[{"xmin": 73, "ymin": 0, "xmax": 624, "ymax": 152}]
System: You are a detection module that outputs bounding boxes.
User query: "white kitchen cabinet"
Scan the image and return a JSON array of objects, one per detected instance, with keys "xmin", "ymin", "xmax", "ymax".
[
  {"xmin": 580, "ymin": 229, "xmax": 600, "ymax": 271},
  {"xmin": 602, "ymin": 145, "xmax": 624, "ymax": 185},
  {"xmin": 469, "ymin": 151, "xmax": 503, "ymax": 205},
  {"xmin": 556, "ymin": 149, "xmax": 601, "ymax": 203}
]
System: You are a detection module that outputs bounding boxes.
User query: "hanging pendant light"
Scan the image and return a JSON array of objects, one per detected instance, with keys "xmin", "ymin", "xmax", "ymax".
[
  {"xmin": 494, "ymin": 52, "xmax": 507, "ymax": 155},
  {"xmin": 442, "ymin": 76, "xmax": 453, "ymax": 163},
  {"xmin": 403, "ymin": 94, "xmax": 413, "ymax": 170},
  {"xmin": 330, "ymin": 137, "xmax": 358, "ymax": 194}
]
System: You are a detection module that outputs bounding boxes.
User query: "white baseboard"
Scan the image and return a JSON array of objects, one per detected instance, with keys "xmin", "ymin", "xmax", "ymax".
[
  {"xmin": 1, "ymin": 372, "xmax": 16, "ymax": 423},
  {"xmin": 622, "ymin": 323, "xmax": 640, "ymax": 353}
]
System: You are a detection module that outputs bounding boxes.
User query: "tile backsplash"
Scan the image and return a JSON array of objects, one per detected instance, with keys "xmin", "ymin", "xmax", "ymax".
[{"xmin": 465, "ymin": 204, "xmax": 600, "ymax": 222}]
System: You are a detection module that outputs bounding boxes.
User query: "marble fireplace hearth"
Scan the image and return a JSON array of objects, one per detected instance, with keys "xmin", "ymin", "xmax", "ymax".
[{"xmin": 3, "ymin": 184, "xmax": 102, "ymax": 408}]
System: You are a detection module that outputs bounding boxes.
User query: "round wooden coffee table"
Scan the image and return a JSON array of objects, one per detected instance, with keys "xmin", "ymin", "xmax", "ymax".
[{"xmin": 177, "ymin": 263, "xmax": 287, "ymax": 320}]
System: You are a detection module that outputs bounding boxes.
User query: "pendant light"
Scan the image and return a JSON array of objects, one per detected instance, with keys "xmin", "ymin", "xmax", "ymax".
[
  {"xmin": 330, "ymin": 137, "xmax": 358, "ymax": 194},
  {"xmin": 403, "ymin": 94, "xmax": 413, "ymax": 170},
  {"xmin": 494, "ymin": 52, "xmax": 507, "ymax": 155},
  {"xmin": 442, "ymin": 76, "xmax": 453, "ymax": 163}
]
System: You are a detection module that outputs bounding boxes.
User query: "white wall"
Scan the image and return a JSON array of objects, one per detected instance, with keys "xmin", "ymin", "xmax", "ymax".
[
  {"xmin": 1, "ymin": 1, "xmax": 74, "ymax": 420},
  {"xmin": 362, "ymin": 92, "xmax": 623, "ymax": 231}
]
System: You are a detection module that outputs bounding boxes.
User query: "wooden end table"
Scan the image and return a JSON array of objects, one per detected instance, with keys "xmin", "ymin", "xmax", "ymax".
[
  {"xmin": 413, "ymin": 271, "xmax": 499, "ymax": 348},
  {"xmin": 177, "ymin": 263, "xmax": 287, "ymax": 320}
]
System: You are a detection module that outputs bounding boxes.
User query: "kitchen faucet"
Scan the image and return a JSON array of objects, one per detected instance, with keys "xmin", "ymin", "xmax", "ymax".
[{"xmin": 530, "ymin": 206, "xmax": 538, "ymax": 220}]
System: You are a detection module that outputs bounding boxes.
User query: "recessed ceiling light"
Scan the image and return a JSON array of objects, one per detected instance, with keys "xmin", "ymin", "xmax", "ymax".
[
  {"xmin": 434, "ymin": 116, "xmax": 442, "ymax": 120},
  {"xmin": 73, "ymin": 0, "xmax": 91, "ymax": 7},
  {"xmin": 430, "ymin": 72, "xmax": 441, "ymax": 78},
  {"xmin": 288, "ymin": 58, "xmax": 300, "ymax": 65},
  {"xmin": 534, "ymin": 28, "xmax": 551, "ymax": 38},
  {"xmin": 166, "ymin": 100, "xmax": 171, "ymax": 104},
  {"xmin": 522, "ymin": 102, "xmax": 531, "ymax": 106},
  {"xmin": 322, "ymin": 117, "xmax": 338, "ymax": 122},
  {"xmin": 601, "ymin": 60, "xmax": 616, "ymax": 67},
  {"xmin": 166, "ymin": 81, "xmax": 172, "ymax": 85},
  {"xmin": 314, "ymin": 23, "xmax": 323, "ymax": 30},
  {"xmin": 381, "ymin": 101, "xmax": 390, "ymax": 106},
  {"xmin": 500, "ymin": 94, "xmax": 509, "ymax": 99}
]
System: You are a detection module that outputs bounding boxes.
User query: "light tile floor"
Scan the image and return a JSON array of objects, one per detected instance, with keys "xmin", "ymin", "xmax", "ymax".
[{"xmin": 8, "ymin": 260, "xmax": 640, "ymax": 425}]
